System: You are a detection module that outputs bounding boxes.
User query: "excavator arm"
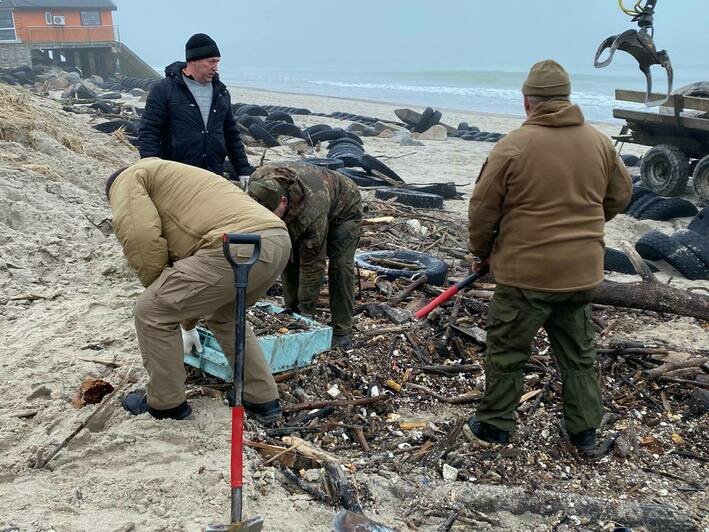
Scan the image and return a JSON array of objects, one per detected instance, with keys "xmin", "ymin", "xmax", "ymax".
[{"xmin": 594, "ymin": 0, "xmax": 672, "ymax": 106}]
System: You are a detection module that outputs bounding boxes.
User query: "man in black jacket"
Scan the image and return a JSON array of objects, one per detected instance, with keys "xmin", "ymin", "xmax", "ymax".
[{"xmin": 138, "ymin": 33, "xmax": 252, "ymax": 179}]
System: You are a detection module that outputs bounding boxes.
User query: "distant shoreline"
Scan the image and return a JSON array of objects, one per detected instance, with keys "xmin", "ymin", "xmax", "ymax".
[{"xmin": 225, "ymin": 83, "xmax": 619, "ymax": 126}]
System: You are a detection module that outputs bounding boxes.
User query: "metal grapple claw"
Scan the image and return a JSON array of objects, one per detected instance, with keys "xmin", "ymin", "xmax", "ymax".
[{"xmin": 594, "ymin": 28, "xmax": 672, "ymax": 106}]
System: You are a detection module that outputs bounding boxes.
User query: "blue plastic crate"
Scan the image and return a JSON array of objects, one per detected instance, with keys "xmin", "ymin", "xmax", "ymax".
[{"xmin": 184, "ymin": 302, "xmax": 332, "ymax": 381}]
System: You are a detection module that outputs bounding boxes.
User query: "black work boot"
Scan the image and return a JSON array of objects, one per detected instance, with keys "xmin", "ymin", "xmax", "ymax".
[
  {"xmin": 225, "ymin": 390, "xmax": 282, "ymax": 424},
  {"xmin": 331, "ymin": 334, "xmax": 352, "ymax": 350},
  {"xmin": 463, "ymin": 416, "xmax": 510, "ymax": 446},
  {"xmin": 122, "ymin": 391, "xmax": 193, "ymax": 420},
  {"xmin": 569, "ymin": 428, "xmax": 597, "ymax": 456}
]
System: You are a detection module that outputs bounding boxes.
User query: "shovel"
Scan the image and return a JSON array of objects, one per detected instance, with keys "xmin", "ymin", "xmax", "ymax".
[{"xmin": 205, "ymin": 233, "xmax": 264, "ymax": 532}]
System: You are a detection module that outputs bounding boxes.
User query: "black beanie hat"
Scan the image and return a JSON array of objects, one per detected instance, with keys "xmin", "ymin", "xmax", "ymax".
[{"xmin": 185, "ymin": 33, "xmax": 220, "ymax": 62}]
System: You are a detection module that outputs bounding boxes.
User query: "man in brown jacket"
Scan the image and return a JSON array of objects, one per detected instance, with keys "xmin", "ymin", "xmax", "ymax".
[
  {"xmin": 107, "ymin": 158, "xmax": 291, "ymax": 421},
  {"xmin": 465, "ymin": 60, "xmax": 632, "ymax": 454}
]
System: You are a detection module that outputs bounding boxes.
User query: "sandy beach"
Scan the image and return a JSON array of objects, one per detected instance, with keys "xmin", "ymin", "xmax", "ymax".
[{"xmin": 0, "ymin": 81, "xmax": 707, "ymax": 532}]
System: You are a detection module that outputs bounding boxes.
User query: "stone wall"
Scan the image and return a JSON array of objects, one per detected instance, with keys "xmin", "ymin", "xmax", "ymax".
[{"xmin": 0, "ymin": 43, "xmax": 31, "ymax": 69}]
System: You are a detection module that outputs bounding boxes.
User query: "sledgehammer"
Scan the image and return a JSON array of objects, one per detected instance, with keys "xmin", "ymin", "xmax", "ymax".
[{"xmin": 414, "ymin": 265, "xmax": 490, "ymax": 319}]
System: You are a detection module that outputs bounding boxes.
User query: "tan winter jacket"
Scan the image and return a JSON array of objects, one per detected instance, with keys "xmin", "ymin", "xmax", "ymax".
[
  {"xmin": 109, "ymin": 158, "xmax": 286, "ymax": 287},
  {"xmin": 468, "ymin": 100, "xmax": 632, "ymax": 292}
]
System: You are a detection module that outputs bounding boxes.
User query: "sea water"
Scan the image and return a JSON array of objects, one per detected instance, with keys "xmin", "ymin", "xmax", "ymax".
[{"xmin": 217, "ymin": 66, "xmax": 704, "ymax": 123}]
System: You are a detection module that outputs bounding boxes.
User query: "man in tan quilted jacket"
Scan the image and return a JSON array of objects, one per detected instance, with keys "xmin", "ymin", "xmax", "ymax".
[
  {"xmin": 106, "ymin": 158, "xmax": 291, "ymax": 421},
  {"xmin": 465, "ymin": 60, "xmax": 632, "ymax": 454}
]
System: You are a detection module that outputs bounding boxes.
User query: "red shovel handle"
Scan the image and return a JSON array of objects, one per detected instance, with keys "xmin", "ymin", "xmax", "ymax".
[{"xmin": 231, "ymin": 406, "xmax": 244, "ymax": 488}]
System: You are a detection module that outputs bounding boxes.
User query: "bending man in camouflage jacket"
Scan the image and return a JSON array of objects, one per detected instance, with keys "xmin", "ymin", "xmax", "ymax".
[{"xmin": 248, "ymin": 162, "xmax": 362, "ymax": 350}]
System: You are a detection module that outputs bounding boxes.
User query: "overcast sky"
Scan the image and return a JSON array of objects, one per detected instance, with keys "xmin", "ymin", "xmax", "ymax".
[{"xmin": 113, "ymin": 0, "xmax": 706, "ymax": 77}]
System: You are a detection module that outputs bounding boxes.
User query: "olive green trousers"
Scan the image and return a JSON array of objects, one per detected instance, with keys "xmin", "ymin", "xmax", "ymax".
[{"xmin": 475, "ymin": 284, "xmax": 603, "ymax": 435}]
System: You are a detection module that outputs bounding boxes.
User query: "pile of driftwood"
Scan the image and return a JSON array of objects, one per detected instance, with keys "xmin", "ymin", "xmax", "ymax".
[{"xmin": 191, "ymin": 198, "xmax": 709, "ymax": 530}]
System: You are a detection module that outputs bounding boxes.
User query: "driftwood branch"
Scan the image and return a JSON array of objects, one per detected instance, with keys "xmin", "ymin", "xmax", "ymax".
[
  {"xmin": 620, "ymin": 240, "xmax": 658, "ymax": 283},
  {"xmin": 593, "ymin": 280, "xmax": 709, "ymax": 320},
  {"xmin": 645, "ymin": 357, "xmax": 709, "ymax": 379},
  {"xmin": 281, "ymin": 395, "xmax": 387, "ymax": 413}
]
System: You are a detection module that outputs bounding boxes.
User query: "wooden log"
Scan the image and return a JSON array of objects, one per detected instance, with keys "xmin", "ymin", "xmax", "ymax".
[
  {"xmin": 645, "ymin": 357, "xmax": 709, "ymax": 379},
  {"xmin": 593, "ymin": 280, "xmax": 709, "ymax": 321}
]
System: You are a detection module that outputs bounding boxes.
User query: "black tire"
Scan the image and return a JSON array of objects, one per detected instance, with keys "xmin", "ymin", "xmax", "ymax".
[
  {"xmin": 621, "ymin": 154, "xmax": 640, "ymax": 167},
  {"xmin": 458, "ymin": 121, "xmax": 469, "ymax": 131},
  {"xmin": 359, "ymin": 154, "xmax": 404, "ymax": 183},
  {"xmin": 687, "ymin": 207, "xmax": 709, "ymax": 237},
  {"xmin": 238, "ymin": 115, "xmax": 263, "ymax": 129},
  {"xmin": 640, "ymin": 144, "xmax": 690, "ymax": 196},
  {"xmin": 236, "ymin": 104, "xmax": 269, "ymax": 117},
  {"xmin": 300, "ymin": 157, "xmax": 344, "ymax": 170},
  {"xmin": 413, "ymin": 107, "xmax": 435, "ymax": 133},
  {"xmin": 327, "ymin": 145, "xmax": 365, "ymax": 158},
  {"xmin": 93, "ymin": 119, "xmax": 138, "ymax": 136},
  {"xmin": 292, "ymin": 108, "xmax": 311, "ymax": 115},
  {"xmin": 626, "ymin": 190, "xmax": 659, "ymax": 218},
  {"xmin": 604, "ymin": 248, "xmax": 657, "ymax": 275},
  {"xmin": 303, "ymin": 124, "xmax": 331, "ymax": 136},
  {"xmin": 374, "ymin": 187, "xmax": 444, "ymax": 209},
  {"xmin": 309, "ymin": 128, "xmax": 362, "ymax": 144},
  {"xmin": 636, "ymin": 197, "xmax": 698, "ymax": 221},
  {"xmin": 326, "ymin": 151, "xmax": 362, "ymax": 168},
  {"xmin": 336, "ymin": 168, "xmax": 388, "ymax": 187},
  {"xmin": 355, "ymin": 250, "xmax": 449, "ymax": 286},
  {"xmin": 267, "ymin": 122, "xmax": 305, "ymax": 139},
  {"xmin": 248, "ymin": 123, "xmax": 279, "ymax": 147},
  {"xmin": 672, "ymin": 230, "xmax": 709, "ymax": 267},
  {"xmin": 402, "ymin": 182, "xmax": 458, "ymax": 199},
  {"xmin": 327, "ymin": 137, "xmax": 366, "ymax": 152},
  {"xmin": 692, "ymin": 155, "xmax": 709, "ymax": 202},
  {"xmin": 635, "ymin": 230, "xmax": 708, "ymax": 280},
  {"xmin": 266, "ymin": 111, "xmax": 293, "ymax": 124}
]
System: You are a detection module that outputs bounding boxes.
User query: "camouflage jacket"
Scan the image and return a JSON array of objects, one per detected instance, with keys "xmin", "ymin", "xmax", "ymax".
[{"xmin": 250, "ymin": 161, "xmax": 362, "ymax": 299}]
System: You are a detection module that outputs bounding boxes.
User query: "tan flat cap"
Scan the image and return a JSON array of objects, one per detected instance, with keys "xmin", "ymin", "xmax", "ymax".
[{"xmin": 522, "ymin": 59, "xmax": 571, "ymax": 97}]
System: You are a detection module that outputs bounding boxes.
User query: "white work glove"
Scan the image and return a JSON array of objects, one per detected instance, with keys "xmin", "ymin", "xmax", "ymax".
[
  {"xmin": 239, "ymin": 175, "xmax": 250, "ymax": 191},
  {"xmin": 181, "ymin": 326, "xmax": 203, "ymax": 355}
]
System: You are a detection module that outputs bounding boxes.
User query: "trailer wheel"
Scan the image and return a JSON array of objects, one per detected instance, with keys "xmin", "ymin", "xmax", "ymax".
[
  {"xmin": 692, "ymin": 155, "xmax": 709, "ymax": 201},
  {"xmin": 640, "ymin": 144, "xmax": 690, "ymax": 196}
]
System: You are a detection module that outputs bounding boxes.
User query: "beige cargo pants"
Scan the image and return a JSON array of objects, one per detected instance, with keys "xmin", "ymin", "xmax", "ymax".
[{"xmin": 134, "ymin": 228, "xmax": 291, "ymax": 410}]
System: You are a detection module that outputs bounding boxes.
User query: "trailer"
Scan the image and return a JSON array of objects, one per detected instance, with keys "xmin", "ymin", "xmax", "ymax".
[{"xmin": 612, "ymin": 88, "xmax": 709, "ymax": 201}]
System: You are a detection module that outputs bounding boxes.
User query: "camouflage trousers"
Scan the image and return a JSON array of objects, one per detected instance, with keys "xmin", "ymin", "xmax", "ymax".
[
  {"xmin": 475, "ymin": 284, "xmax": 603, "ymax": 435},
  {"xmin": 282, "ymin": 218, "xmax": 361, "ymax": 337}
]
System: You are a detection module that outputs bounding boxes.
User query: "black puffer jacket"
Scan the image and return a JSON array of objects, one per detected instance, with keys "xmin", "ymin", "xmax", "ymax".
[{"xmin": 138, "ymin": 61, "xmax": 252, "ymax": 178}]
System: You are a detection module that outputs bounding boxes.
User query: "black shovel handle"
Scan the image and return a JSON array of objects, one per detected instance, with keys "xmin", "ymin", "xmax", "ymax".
[{"xmin": 222, "ymin": 233, "xmax": 261, "ymax": 289}]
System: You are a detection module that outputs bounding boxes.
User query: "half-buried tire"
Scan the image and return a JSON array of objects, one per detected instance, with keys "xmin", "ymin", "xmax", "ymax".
[
  {"xmin": 374, "ymin": 187, "xmax": 444, "ymax": 209},
  {"xmin": 248, "ymin": 123, "xmax": 279, "ymax": 147},
  {"xmin": 355, "ymin": 250, "xmax": 449, "ymax": 286},
  {"xmin": 267, "ymin": 122, "xmax": 305, "ymax": 139},
  {"xmin": 604, "ymin": 248, "xmax": 658, "ymax": 275},
  {"xmin": 337, "ymin": 169, "xmax": 388, "ymax": 187},
  {"xmin": 621, "ymin": 154, "xmax": 640, "ymax": 167},
  {"xmin": 300, "ymin": 157, "xmax": 344, "ymax": 170},
  {"xmin": 266, "ymin": 111, "xmax": 293, "ymax": 124},
  {"xmin": 687, "ymin": 207, "xmax": 709, "ymax": 237},
  {"xmin": 635, "ymin": 230, "xmax": 708, "ymax": 280},
  {"xmin": 359, "ymin": 154, "xmax": 404, "ymax": 183},
  {"xmin": 672, "ymin": 230, "xmax": 709, "ymax": 267},
  {"xmin": 636, "ymin": 197, "xmax": 698, "ymax": 221}
]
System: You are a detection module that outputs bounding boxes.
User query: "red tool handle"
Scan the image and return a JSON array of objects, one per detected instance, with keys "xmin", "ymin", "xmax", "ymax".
[
  {"xmin": 414, "ymin": 266, "xmax": 489, "ymax": 319},
  {"xmin": 414, "ymin": 285, "xmax": 459, "ymax": 319},
  {"xmin": 230, "ymin": 406, "xmax": 244, "ymax": 488}
]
